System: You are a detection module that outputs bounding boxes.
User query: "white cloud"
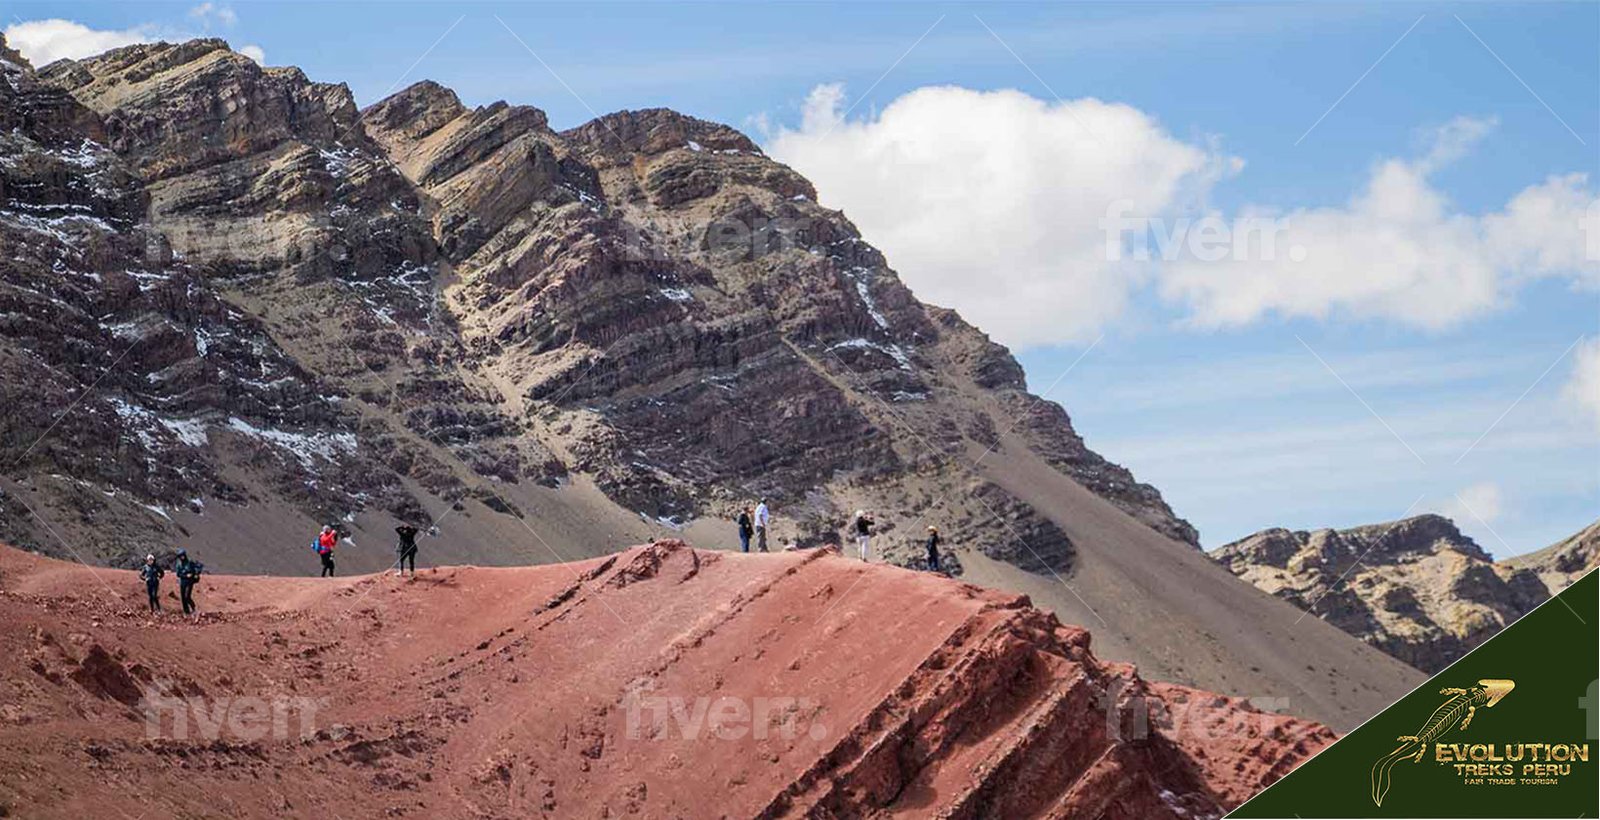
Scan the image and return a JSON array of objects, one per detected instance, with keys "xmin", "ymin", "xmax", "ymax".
[
  {"xmin": 189, "ymin": 3, "xmax": 239, "ymax": 28},
  {"xmin": 1147, "ymin": 117, "xmax": 1598, "ymax": 330},
  {"xmin": 767, "ymin": 84, "xmax": 1231, "ymax": 347},
  {"xmin": 770, "ymin": 89, "xmax": 1597, "ymax": 349},
  {"xmin": 2, "ymin": 19, "xmax": 149, "ymax": 66},
  {"xmin": 238, "ymin": 44, "xmax": 265, "ymax": 65},
  {"xmin": 1438, "ymin": 481, "xmax": 1505, "ymax": 527},
  {"xmin": 1563, "ymin": 337, "xmax": 1600, "ymax": 432}
]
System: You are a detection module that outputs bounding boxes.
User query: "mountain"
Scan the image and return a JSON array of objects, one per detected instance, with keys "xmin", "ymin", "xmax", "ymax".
[
  {"xmin": 1209, "ymin": 514, "xmax": 1550, "ymax": 673},
  {"xmin": 1501, "ymin": 519, "xmax": 1600, "ymax": 593},
  {"xmin": 0, "ymin": 540, "xmax": 1334, "ymax": 819},
  {"xmin": 0, "ymin": 36, "xmax": 1424, "ymax": 729}
]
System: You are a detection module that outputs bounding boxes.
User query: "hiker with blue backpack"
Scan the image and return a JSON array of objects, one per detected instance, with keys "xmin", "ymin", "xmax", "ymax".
[{"xmin": 315, "ymin": 524, "xmax": 339, "ymax": 577}]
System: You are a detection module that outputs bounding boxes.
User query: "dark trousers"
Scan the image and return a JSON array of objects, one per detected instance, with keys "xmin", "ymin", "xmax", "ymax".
[
  {"xmin": 928, "ymin": 550, "xmax": 941, "ymax": 572},
  {"xmin": 320, "ymin": 552, "xmax": 335, "ymax": 577},
  {"xmin": 179, "ymin": 581, "xmax": 196, "ymax": 614},
  {"xmin": 756, "ymin": 526, "xmax": 768, "ymax": 552},
  {"xmin": 739, "ymin": 532, "xmax": 751, "ymax": 553},
  {"xmin": 398, "ymin": 548, "xmax": 416, "ymax": 573},
  {"xmin": 146, "ymin": 582, "xmax": 161, "ymax": 612}
]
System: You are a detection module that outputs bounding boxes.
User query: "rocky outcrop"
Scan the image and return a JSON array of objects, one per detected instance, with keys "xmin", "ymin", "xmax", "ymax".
[
  {"xmin": 4, "ymin": 30, "xmax": 1212, "ymax": 579},
  {"xmin": 1210, "ymin": 515, "xmax": 1549, "ymax": 672},
  {"xmin": 0, "ymin": 35, "xmax": 1427, "ymax": 735},
  {"xmin": 1501, "ymin": 519, "xmax": 1600, "ymax": 594},
  {"xmin": 1, "ymin": 37, "xmax": 1199, "ymax": 574},
  {"xmin": 0, "ymin": 540, "xmax": 1332, "ymax": 818}
]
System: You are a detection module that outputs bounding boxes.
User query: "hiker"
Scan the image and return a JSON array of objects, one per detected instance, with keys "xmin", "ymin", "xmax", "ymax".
[
  {"xmin": 394, "ymin": 523, "xmax": 420, "ymax": 576},
  {"xmin": 852, "ymin": 510, "xmax": 874, "ymax": 561},
  {"xmin": 754, "ymin": 498, "xmax": 770, "ymax": 552},
  {"xmin": 925, "ymin": 526, "xmax": 942, "ymax": 572},
  {"xmin": 736, "ymin": 506, "xmax": 754, "ymax": 553},
  {"xmin": 173, "ymin": 549, "xmax": 202, "ymax": 615},
  {"xmin": 316, "ymin": 524, "xmax": 339, "ymax": 577},
  {"xmin": 139, "ymin": 553, "xmax": 164, "ymax": 613}
]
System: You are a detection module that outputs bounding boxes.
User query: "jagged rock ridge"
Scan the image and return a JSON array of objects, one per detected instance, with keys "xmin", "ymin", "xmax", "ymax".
[
  {"xmin": 1501, "ymin": 519, "xmax": 1600, "ymax": 594},
  {"xmin": 3, "ymin": 34, "xmax": 1194, "ymax": 573},
  {"xmin": 1, "ymin": 37, "xmax": 1433, "ymax": 732},
  {"xmin": 1210, "ymin": 514, "xmax": 1550, "ymax": 673}
]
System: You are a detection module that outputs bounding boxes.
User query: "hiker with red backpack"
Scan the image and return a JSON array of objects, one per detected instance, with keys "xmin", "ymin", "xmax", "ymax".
[{"xmin": 315, "ymin": 524, "xmax": 339, "ymax": 577}]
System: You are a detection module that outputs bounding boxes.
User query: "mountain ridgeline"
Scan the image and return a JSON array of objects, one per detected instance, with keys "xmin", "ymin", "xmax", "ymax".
[
  {"xmin": 2, "ymin": 37, "xmax": 1436, "ymax": 730},
  {"xmin": 1211, "ymin": 514, "xmax": 1595, "ymax": 673},
  {"xmin": 2, "ymin": 36, "xmax": 1193, "ymax": 570}
]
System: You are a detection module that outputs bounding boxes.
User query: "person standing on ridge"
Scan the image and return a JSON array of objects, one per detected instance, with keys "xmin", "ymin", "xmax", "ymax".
[
  {"xmin": 925, "ymin": 525, "xmax": 942, "ymax": 572},
  {"xmin": 853, "ymin": 510, "xmax": 875, "ymax": 562},
  {"xmin": 316, "ymin": 524, "xmax": 339, "ymax": 577},
  {"xmin": 736, "ymin": 506, "xmax": 754, "ymax": 553},
  {"xmin": 173, "ymin": 549, "xmax": 202, "ymax": 615},
  {"xmin": 394, "ymin": 523, "xmax": 420, "ymax": 577},
  {"xmin": 754, "ymin": 498, "xmax": 770, "ymax": 553},
  {"xmin": 139, "ymin": 554, "xmax": 164, "ymax": 613}
]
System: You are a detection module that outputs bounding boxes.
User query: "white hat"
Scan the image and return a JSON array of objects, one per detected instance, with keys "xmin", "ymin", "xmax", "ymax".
[{"xmin": 146, "ymin": 554, "xmax": 155, "ymax": 561}]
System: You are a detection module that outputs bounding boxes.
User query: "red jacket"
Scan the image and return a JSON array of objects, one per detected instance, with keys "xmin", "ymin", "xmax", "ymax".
[{"xmin": 318, "ymin": 530, "xmax": 338, "ymax": 553}]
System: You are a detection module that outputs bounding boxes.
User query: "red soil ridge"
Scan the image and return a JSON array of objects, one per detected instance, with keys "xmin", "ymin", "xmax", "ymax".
[{"xmin": 0, "ymin": 540, "xmax": 1333, "ymax": 818}]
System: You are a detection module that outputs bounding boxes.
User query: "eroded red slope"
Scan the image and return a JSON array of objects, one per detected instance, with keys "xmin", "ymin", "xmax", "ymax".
[{"xmin": 0, "ymin": 541, "xmax": 1331, "ymax": 818}]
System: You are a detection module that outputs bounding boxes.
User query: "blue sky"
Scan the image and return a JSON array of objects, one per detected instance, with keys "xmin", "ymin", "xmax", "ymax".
[{"xmin": 7, "ymin": 1, "xmax": 1597, "ymax": 555}]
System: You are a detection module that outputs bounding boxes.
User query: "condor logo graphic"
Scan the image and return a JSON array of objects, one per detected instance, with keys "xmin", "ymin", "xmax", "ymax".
[{"xmin": 1370, "ymin": 679, "xmax": 1515, "ymax": 806}]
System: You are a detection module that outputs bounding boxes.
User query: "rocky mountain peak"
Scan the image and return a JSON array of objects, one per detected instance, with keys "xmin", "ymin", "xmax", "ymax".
[
  {"xmin": 1343, "ymin": 513, "xmax": 1488, "ymax": 561},
  {"xmin": 562, "ymin": 107, "xmax": 763, "ymax": 161},
  {"xmin": 1211, "ymin": 514, "xmax": 1549, "ymax": 672},
  {"xmin": 0, "ymin": 37, "xmax": 1439, "ymax": 732},
  {"xmin": 0, "ymin": 32, "xmax": 28, "ymax": 70},
  {"xmin": 360, "ymin": 79, "xmax": 470, "ymax": 141}
]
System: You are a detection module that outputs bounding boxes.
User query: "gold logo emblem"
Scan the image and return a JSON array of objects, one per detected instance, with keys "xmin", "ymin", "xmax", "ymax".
[{"xmin": 1370, "ymin": 679, "xmax": 1515, "ymax": 806}]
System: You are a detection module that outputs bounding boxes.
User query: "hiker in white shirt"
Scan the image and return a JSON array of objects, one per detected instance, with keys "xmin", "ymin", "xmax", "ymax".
[
  {"xmin": 753, "ymin": 499, "xmax": 770, "ymax": 552},
  {"xmin": 852, "ymin": 510, "xmax": 874, "ymax": 561}
]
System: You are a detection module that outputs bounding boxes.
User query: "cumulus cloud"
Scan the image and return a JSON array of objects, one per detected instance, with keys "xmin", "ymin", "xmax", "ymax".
[
  {"xmin": 189, "ymin": 3, "xmax": 239, "ymax": 28},
  {"xmin": 1162, "ymin": 117, "xmax": 1599, "ymax": 329},
  {"xmin": 770, "ymin": 87, "xmax": 1598, "ymax": 349},
  {"xmin": 767, "ymin": 84, "xmax": 1232, "ymax": 347},
  {"xmin": 1439, "ymin": 481, "xmax": 1505, "ymax": 527},
  {"xmin": 2, "ymin": 19, "xmax": 149, "ymax": 66},
  {"xmin": 1563, "ymin": 337, "xmax": 1600, "ymax": 432},
  {"xmin": 238, "ymin": 44, "xmax": 266, "ymax": 65}
]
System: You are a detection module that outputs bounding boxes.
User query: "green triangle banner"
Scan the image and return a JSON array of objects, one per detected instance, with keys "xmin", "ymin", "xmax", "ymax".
[{"xmin": 1230, "ymin": 569, "xmax": 1598, "ymax": 818}]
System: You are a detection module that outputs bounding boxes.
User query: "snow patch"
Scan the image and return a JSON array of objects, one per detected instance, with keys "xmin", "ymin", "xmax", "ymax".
[
  {"xmin": 828, "ymin": 337, "xmax": 913, "ymax": 372},
  {"xmin": 226, "ymin": 417, "xmax": 356, "ymax": 468}
]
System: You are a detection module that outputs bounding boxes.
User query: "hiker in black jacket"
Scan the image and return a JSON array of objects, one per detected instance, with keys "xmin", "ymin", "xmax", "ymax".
[
  {"xmin": 395, "ymin": 524, "xmax": 420, "ymax": 576},
  {"xmin": 173, "ymin": 549, "xmax": 202, "ymax": 615},
  {"xmin": 925, "ymin": 526, "xmax": 942, "ymax": 572},
  {"xmin": 139, "ymin": 554, "xmax": 164, "ymax": 613},
  {"xmin": 736, "ymin": 506, "xmax": 754, "ymax": 553}
]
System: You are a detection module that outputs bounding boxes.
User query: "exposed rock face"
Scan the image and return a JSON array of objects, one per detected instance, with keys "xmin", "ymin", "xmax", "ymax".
[
  {"xmin": 1, "ymin": 35, "xmax": 1428, "ymax": 735},
  {"xmin": 2, "ymin": 35, "xmax": 1196, "ymax": 576},
  {"xmin": 0, "ymin": 540, "xmax": 1333, "ymax": 818},
  {"xmin": 1501, "ymin": 520, "xmax": 1600, "ymax": 594},
  {"xmin": 1210, "ymin": 515, "xmax": 1550, "ymax": 672}
]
